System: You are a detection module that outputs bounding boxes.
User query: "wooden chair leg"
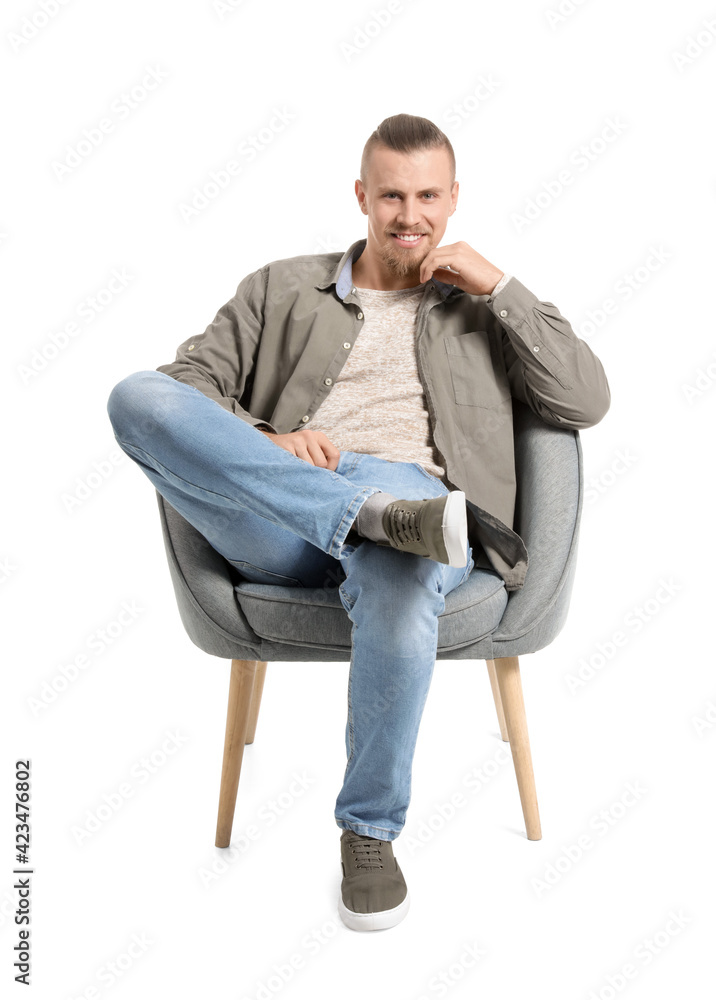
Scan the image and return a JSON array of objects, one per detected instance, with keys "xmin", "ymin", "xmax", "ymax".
[
  {"xmin": 245, "ymin": 661, "xmax": 268, "ymax": 745},
  {"xmin": 215, "ymin": 659, "xmax": 258, "ymax": 848},
  {"xmin": 492, "ymin": 656, "xmax": 542, "ymax": 841},
  {"xmin": 486, "ymin": 659, "xmax": 509, "ymax": 741}
]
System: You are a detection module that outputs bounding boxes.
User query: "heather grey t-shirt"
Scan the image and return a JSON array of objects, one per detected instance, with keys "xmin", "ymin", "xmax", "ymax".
[{"xmin": 308, "ymin": 282, "xmax": 446, "ymax": 479}]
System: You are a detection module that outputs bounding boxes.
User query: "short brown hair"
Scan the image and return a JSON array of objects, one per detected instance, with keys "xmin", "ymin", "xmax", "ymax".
[{"xmin": 360, "ymin": 113, "xmax": 456, "ymax": 187}]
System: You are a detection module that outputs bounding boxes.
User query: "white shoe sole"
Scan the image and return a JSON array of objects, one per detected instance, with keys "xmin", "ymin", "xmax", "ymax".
[
  {"xmin": 337, "ymin": 891, "xmax": 411, "ymax": 931},
  {"xmin": 441, "ymin": 491, "xmax": 468, "ymax": 568}
]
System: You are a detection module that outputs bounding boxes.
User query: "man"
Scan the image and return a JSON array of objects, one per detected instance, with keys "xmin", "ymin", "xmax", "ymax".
[{"xmin": 107, "ymin": 113, "xmax": 610, "ymax": 932}]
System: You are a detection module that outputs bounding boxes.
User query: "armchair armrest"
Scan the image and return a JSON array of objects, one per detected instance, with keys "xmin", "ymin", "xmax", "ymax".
[{"xmin": 490, "ymin": 401, "xmax": 583, "ymax": 646}]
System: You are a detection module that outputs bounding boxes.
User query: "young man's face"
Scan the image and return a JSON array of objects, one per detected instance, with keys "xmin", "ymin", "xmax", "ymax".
[{"xmin": 354, "ymin": 144, "xmax": 458, "ymax": 286}]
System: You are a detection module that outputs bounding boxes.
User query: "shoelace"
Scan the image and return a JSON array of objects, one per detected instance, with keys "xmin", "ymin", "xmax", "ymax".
[
  {"xmin": 385, "ymin": 505, "xmax": 422, "ymax": 547},
  {"xmin": 349, "ymin": 838, "xmax": 384, "ymax": 870}
]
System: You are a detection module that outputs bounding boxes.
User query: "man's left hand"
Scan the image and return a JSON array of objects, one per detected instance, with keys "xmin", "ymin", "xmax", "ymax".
[{"xmin": 419, "ymin": 241, "xmax": 504, "ymax": 295}]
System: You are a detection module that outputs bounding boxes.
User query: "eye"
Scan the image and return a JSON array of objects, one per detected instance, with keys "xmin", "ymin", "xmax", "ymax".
[{"xmin": 383, "ymin": 192, "xmax": 436, "ymax": 199}]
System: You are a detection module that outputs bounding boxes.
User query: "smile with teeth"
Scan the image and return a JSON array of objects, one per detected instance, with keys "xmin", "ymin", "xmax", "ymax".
[{"xmin": 392, "ymin": 233, "xmax": 425, "ymax": 244}]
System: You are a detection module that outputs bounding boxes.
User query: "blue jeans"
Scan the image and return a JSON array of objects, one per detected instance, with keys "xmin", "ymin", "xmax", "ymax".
[{"xmin": 106, "ymin": 371, "xmax": 474, "ymax": 840}]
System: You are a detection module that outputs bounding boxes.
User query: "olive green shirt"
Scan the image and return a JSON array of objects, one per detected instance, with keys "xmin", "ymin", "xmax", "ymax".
[{"xmin": 156, "ymin": 238, "xmax": 610, "ymax": 591}]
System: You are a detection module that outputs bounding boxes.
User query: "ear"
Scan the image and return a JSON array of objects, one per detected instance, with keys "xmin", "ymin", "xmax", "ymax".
[
  {"xmin": 355, "ymin": 178, "xmax": 368, "ymax": 215},
  {"xmin": 449, "ymin": 180, "xmax": 459, "ymax": 216}
]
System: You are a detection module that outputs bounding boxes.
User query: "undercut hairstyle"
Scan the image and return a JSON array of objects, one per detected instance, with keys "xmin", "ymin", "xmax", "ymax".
[{"xmin": 360, "ymin": 113, "xmax": 456, "ymax": 187}]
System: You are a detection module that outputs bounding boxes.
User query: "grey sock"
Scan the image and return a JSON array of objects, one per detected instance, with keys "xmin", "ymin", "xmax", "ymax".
[{"xmin": 354, "ymin": 492, "xmax": 397, "ymax": 543}]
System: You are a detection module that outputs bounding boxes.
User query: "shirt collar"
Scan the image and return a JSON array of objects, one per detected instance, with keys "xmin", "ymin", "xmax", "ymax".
[{"xmin": 315, "ymin": 238, "xmax": 462, "ymax": 302}]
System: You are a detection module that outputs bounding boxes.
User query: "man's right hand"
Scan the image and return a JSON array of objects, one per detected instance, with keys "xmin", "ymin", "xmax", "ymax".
[{"xmin": 258, "ymin": 429, "xmax": 340, "ymax": 471}]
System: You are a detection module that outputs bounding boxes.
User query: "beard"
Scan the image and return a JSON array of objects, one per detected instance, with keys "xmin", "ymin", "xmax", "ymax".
[{"xmin": 378, "ymin": 231, "xmax": 433, "ymax": 281}]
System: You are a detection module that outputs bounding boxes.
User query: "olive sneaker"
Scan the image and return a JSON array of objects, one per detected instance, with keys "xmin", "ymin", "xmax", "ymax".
[
  {"xmin": 338, "ymin": 830, "xmax": 410, "ymax": 931},
  {"xmin": 380, "ymin": 491, "xmax": 468, "ymax": 568}
]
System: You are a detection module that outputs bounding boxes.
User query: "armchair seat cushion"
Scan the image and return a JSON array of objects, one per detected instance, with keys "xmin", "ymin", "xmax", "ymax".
[
  {"xmin": 155, "ymin": 399, "xmax": 581, "ymax": 662},
  {"xmin": 233, "ymin": 567, "xmax": 508, "ymax": 654}
]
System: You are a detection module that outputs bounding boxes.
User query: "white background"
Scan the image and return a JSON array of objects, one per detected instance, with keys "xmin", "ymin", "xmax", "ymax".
[{"xmin": 2, "ymin": 0, "xmax": 715, "ymax": 996}]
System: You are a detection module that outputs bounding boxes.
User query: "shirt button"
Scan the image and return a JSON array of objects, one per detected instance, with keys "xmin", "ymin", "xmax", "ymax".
[
  {"xmin": 324, "ymin": 378, "xmax": 333, "ymax": 386},
  {"xmin": 357, "ymin": 312, "xmax": 363, "ymax": 319},
  {"xmin": 188, "ymin": 344, "xmax": 195, "ymax": 350},
  {"xmin": 301, "ymin": 415, "xmax": 309, "ymax": 423},
  {"xmin": 351, "ymin": 287, "xmax": 356, "ymax": 294},
  {"xmin": 499, "ymin": 309, "xmax": 508, "ymax": 318},
  {"xmin": 533, "ymin": 345, "xmax": 540, "ymax": 352},
  {"xmin": 343, "ymin": 342, "xmax": 351, "ymax": 350}
]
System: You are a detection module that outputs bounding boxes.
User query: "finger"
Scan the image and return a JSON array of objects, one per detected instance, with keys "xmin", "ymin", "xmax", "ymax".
[
  {"xmin": 433, "ymin": 265, "xmax": 463, "ymax": 282},
  {"xmin": 322, "ymin": 442, "xmax": 340, "ymax": 472},
  {"xmin": 289, "ymin": 442, "xmax": 314, "ymax": 465},
  {"xmin": 420, "ymin": 249, "xmax": 457, "ymax": 282},
  {"xmin": 315, "ymin": 432, "xmax": 340, "ymax": 471},
  {"xmin": 428, "ymin": 250, "xmax": 460, "ymax": 271},
  {"xmin": 305, "ymin": 439, "xmax": 329, "ymax": 468}
]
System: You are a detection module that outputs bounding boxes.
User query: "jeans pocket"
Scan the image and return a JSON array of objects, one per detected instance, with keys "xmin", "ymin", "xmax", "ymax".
[
  {"xmin": 338, "ymin": 581, "xmax": 357, "ymax": 613},
  {"xmin": 226, "ymin": 559, "xmax": 302, "ymax": 587}
]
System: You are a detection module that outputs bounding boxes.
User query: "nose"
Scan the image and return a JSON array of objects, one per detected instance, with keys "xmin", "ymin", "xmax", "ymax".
[{"xmin": 394, "ymin": 197, "xmax": 423, "ymax": 228}]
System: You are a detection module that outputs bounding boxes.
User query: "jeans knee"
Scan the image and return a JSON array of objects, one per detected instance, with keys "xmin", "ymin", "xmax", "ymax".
[
  {"xmin": 350, "ymin": 545, "xmax": 444, "ymax": 596},
  {"xmin": 343, "ymin": 555, "xmax": 444, "ymax": 640},
  {"xmin": 106, "ymin": 370, "xmax": 168, "ymax": 441}
]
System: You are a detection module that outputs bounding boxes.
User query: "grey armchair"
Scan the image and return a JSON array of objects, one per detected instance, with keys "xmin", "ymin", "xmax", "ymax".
[{"xmin": 155, "ymin": 398, "xmax": 583, "ymax": 848}]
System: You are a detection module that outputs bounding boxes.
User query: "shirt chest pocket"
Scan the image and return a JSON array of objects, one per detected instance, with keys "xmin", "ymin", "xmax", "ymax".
[{"xmin": 444, "ymin": 332, "xmax": 511, "ymax": 409}]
